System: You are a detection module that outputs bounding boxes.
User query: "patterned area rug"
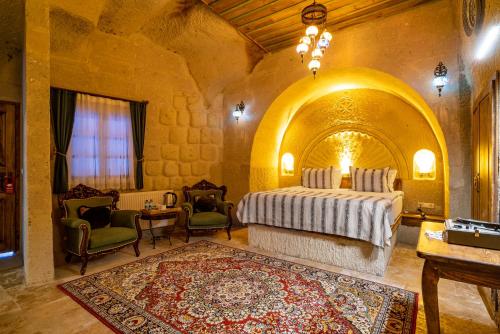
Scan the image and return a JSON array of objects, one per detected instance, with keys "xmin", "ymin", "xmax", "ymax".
[{"xmin": 59, "ymin": 241, "xmax": 418, "ymax": 333}]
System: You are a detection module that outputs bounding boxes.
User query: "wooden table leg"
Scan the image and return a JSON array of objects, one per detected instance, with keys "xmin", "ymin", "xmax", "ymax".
[
  {"xmin": 422, "ymin": 260, "xmax": 440, "ymax": 334},
  {"xmin": 149, "ymin": 219, "xmax": 156, "ymax": 249}
]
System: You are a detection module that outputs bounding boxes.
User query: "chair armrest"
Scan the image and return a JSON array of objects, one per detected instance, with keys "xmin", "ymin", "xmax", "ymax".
[
  {"xmin": 62, "ymin": 218, "xmax": 91, "ymax": 231},
  {"xmin": 61, "ymin": 218, "xmax": 91, "ymax": 256},
  {"xmin": 110, "ymin": 210, "xmax": 140, "ymax": 229},
  {"xmin": 182, "ymin": 202, "xmax": 193, "ymax": 218},
  {"xmin": 217, "ymin": 200, "xmax": 234, "ymax": 216}
]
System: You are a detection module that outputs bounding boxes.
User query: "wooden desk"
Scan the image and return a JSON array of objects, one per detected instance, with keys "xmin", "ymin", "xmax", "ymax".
[
  {"xmin": 417, "ymin": 222, "xmax": 500, "ymax": 334},
  {"xmin": 140, "ymin": 208, "xmax": 181, "ymax": 249}
]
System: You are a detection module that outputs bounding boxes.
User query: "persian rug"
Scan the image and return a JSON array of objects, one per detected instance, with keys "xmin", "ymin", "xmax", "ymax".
[{"xmin": 59, "ymin": 241, "xmax": 418, "ymax": 334}]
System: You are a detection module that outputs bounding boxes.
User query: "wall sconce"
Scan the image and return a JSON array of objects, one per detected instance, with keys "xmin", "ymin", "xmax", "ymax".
[
  {"xmin": 232, "ymin": 101, "xmax": 245, "ymax": 123},
  {"xmin": 281, "ymin": 153, "xmax": 295, "ymax": 176},
  {"xmin": 433, "ymin": 61, "xmax": 448, "ymax": 97},
  {"xmin": 413, "ymin": 149, "xmax": 436, "ymax": 180}
]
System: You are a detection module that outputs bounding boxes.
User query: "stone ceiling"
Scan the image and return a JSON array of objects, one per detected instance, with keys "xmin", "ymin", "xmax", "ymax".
[{"xmin": 49, "ymin": 0, "xmax": 265, "ymax": 104}]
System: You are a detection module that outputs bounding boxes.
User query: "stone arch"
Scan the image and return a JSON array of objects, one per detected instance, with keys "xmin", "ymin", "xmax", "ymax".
[{"xmin": 250, "ymin": 67, "xmax": 449, "ymax": 215}]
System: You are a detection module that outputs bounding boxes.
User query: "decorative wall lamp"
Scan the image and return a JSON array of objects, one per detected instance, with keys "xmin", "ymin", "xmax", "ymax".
[
  {"xmin": 413, "ymin": 149, "xmax": 436, "ymax": 180},
  {"xmin": 281, "ymin": 153, "xmax": 295, "ymax": 176},
  {"xmin": 339, "ymin": 150, "xmax": 352, "ymax": 175},
  {"xmin": 433, "ymin": 61, "xmax": 448, "ymax": 97},
  {"xmin": 232, "ymin": 101, "xmax": 245, "ymax": 123}
]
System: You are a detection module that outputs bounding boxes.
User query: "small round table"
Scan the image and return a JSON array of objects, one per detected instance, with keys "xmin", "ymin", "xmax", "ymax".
[{"xmin": 140, "ymin": 208, "xmax": 182, "ymax": 249}]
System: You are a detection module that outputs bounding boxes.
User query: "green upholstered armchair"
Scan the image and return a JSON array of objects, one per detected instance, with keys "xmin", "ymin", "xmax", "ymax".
[
  {"xmin": 59, "ymin": 184, "xmax": 142, "ymax": 275},
  {"xmin": 182, "ymin": 180, "xmax": 233, "ymax": 243}
]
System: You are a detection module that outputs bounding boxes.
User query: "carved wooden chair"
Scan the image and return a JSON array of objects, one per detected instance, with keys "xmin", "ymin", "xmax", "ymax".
[
  {"xmin": 182, "ymin": 180, "xmax": 234, "ymax": 243},
  {"xmin": 59, "ymin": 184, "xmax": 142, "ymax": 275}
]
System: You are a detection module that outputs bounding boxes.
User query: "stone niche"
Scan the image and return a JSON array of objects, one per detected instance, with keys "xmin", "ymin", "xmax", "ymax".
[{"xmin": 278, "ymin": 88, "xmax": 444, "ymax": 215}]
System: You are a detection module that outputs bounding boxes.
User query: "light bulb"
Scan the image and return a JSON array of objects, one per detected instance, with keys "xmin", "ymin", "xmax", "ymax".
[
  {"xmin": 317, "ymin": 37, "xmax": 329, "ymax": 50},
  {"xmin": 433, "ymin": 76, "xmax": 448, "ymax": 88},
  {"xmin": 312, "ymin": 48, "xmax": 323, "ymax": 59},
  {"xmin": 306, "ymin": 25, "xmax": 319, "ymax": 37},
  {"xmin": 296, "ymin": 43, "xmax": 309, "ymax": 55},
  {"xmin": 308, "ymin": 59, "xmax": 320, "ymax": 71},
  {"xmin": 321, "ymin": 30, "xmax": 332, "ymax": 41},
  {"xmin": 300, "ymin": 36, "xmax": 311, "ymax": 45}
]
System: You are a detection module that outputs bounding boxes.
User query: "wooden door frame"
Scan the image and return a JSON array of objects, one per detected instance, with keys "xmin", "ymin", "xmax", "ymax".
[
  {"xmin": 472, "ymin": 72, "xmax": 500, "ymax": 222},
  {"xmin": 493, "ymin": 71, "xmax": 500, "ymax": 223},
  {"xmin": 0, "ymin": 100, "xmax": 21, "ymax": 254}
]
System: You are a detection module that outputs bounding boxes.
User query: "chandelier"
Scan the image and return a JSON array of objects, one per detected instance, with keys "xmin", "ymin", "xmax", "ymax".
[{"xmin": 296, "ymin": 1, "xmax": 332, "ymax": 78}]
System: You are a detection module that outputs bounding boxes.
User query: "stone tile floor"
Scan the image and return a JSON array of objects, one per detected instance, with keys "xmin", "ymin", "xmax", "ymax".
[{"xmin": 0, "ymin": 227, "xmax": 498, "ymax": 333}]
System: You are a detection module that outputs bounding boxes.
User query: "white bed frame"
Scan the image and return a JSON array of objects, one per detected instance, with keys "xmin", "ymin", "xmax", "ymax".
[{"xmin": 248, "ymin": 216, "xmax": 401, "ymax": 277}]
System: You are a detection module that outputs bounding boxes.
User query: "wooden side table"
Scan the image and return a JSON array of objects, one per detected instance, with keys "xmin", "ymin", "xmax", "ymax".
[
  {"xmin": 417, "ymin": 221, "xmax": 500, "ymax": 334},
  {"xmin": 140, "ymin": 208, "xmax": 182, "ymax": 249}
]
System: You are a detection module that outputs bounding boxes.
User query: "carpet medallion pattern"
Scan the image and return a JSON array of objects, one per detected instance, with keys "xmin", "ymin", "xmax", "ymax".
[{"xmin": 59, "ymin": 241, "xmax": 418, "ymax": 333}]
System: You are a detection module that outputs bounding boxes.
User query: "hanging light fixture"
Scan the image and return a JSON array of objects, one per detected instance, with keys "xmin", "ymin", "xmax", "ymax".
[
  {"xmin": 296, "ymin": 1, "xmax": 332, "ymax": 78},
  {"xmin": 232, "ymin": 101, "xmax": 245, "ymax": 123},
  {"xmin": 433, "ymin": 61, "xmax": 448, "ymax": 97}
]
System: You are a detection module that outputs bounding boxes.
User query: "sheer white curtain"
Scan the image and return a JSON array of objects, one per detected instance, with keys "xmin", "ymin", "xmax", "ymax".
[{"xmin": 68, "ymin": 93, "xmax": 135, "ymax": 190}]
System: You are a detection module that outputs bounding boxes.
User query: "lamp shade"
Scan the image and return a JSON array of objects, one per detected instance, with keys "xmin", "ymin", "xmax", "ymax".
[
  {"xmin": 281, "ymin": 153, "xmax": 295, "ymax": 176},
  {"xmin": 413, "ymin": 149, "xmax": 436, "ymax": 180},
  {"xmin": 306, "ymin": 25, "xmax": 319, "ymax": 37}
]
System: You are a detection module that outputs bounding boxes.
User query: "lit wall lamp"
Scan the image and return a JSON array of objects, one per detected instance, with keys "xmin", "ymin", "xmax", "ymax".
[
  {"xmin": 340, "ymin": 150, "xmax": 352, "ymax": 175},
  {"xmin": 413, "ymin": 149, "xmax": 436, "ymax": 180},
  {"xmin": 433, "ymin": 61, "xmax": 448, "ymax": 97},
  {"xmin": 232, "ymin": 101, "xmax": 245, "ymax": 123},
  {"xmin": 281, "ymin": 153, "xmax": 295, "ymax": 176}
]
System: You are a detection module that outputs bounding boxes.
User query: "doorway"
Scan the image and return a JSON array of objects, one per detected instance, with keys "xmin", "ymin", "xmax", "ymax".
[{"xmin": 0, "ymin": 101, "xmax": 20, "ymax": 266}]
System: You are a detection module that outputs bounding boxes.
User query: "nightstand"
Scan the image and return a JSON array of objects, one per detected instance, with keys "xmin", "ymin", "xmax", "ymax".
[{"xmin": 401, "ymin": 212, "xmax": 446, "ymax": 227}]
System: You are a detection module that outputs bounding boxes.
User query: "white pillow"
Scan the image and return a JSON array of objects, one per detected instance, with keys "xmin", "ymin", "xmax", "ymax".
[
  {"xmin": 350, "ymin": 167, "xmax": 392, "ymax": 192},
  {"xmin": 302, "ymin": 167, "xmax": 342, "ymax": 189},
  {"xmin": 388, "ymin": 169, "xmax": 398, "ymax": 192}
]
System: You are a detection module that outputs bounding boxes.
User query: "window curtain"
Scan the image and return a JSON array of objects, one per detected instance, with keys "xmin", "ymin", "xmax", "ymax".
[
  {"xmin": 130, "ymin": 101, "xmax": 147, "ymax": 189},
  {"xmin": 50, "ymin": 88, "xmax": 77, "ymax": 194},
  {"xmin": 68, "ymin": 93, "xmax": 135, "ymax": 190}
]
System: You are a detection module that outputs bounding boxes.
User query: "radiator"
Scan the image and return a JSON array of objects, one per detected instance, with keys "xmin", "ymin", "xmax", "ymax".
[{"xmin": 118, "ymin": 190, "xmax": 177, "ymax": 229}]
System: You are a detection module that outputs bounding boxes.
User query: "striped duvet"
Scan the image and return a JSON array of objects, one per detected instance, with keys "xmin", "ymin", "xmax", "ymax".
[{"xmin": 237, "ymin": 186, "xmax": 403, "ymax": 248}]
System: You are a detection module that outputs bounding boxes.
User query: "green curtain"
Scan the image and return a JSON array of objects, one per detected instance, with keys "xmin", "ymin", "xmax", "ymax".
[
  {"xmin": 50, "ymin": 88, "xmax": 77, "ymax": 194},
  {"xmin": 130, "ymin": 101, "xmax": 147, "ymax": 189}
]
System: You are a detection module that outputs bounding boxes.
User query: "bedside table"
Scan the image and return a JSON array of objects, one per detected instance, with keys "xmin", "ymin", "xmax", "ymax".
[{"xmin": 401, "ymin": 212, "xmax": 445, "ymax": 227}]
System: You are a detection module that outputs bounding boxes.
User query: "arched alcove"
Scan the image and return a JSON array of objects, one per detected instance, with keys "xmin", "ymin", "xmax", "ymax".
[{"xmin": 250, "ymin": 67, "xmax": 449, "ymax": 215}]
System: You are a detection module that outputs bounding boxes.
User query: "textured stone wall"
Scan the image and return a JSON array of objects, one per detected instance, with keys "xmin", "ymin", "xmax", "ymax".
[
  {"xmin": 49, "ymin": 4, "xmax": 228, "ymax": 191},
  {"xmin": 223, "ymin": 0, "xmax": 470, "ymax": 218},
  {"xmin": 23, "ymin": 0, "xmax": 54, "ymax": 285},
  {"xmin": 278, "ymin": 89, "xmax": 444, "ymax": 214},
  {"xmin": 0, "ymin": 0, "xmax": 23, "ymax": 102}
]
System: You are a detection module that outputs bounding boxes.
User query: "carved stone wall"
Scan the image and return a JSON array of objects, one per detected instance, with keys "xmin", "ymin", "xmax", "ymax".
[{"xmin": 278, "ymin": 89, "xmax": 444, "ymax": 215}]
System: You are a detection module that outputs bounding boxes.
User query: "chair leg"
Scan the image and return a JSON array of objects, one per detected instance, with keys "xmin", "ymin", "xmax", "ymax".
[
  {"xmin": 185, "ymin": 230, "xmax": 190, "ymax": 243},
  {"xmin": 65, "ymin": 253, "xmax": 73, "ymax": 264},
  {"xmin": 227, "ymin": 227, "xmax": 231, "ymax": 240},
  {"xmin": 133, "ymin": 241, "xmax": 140, "ymax": 257},
  {"xmin": 80, "ymin": 255, "xmax": 88, "ymax": 275}
]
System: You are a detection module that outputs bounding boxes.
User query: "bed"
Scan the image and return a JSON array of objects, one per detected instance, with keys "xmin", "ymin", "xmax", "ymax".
[{"xmin": 237, "ymin": 185, "xmax": 404, "ymax": 276}]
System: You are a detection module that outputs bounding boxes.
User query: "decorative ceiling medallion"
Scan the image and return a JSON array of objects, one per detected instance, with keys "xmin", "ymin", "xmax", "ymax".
[{"xmin": 462, "ymin": 0, "xmax": 485, "ymax": 36}]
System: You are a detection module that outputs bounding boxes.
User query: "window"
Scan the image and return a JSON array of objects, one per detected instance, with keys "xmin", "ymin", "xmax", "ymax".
[{"xmin": 68, "ymin": 93, "xmax": 135, "ymax": 190}]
